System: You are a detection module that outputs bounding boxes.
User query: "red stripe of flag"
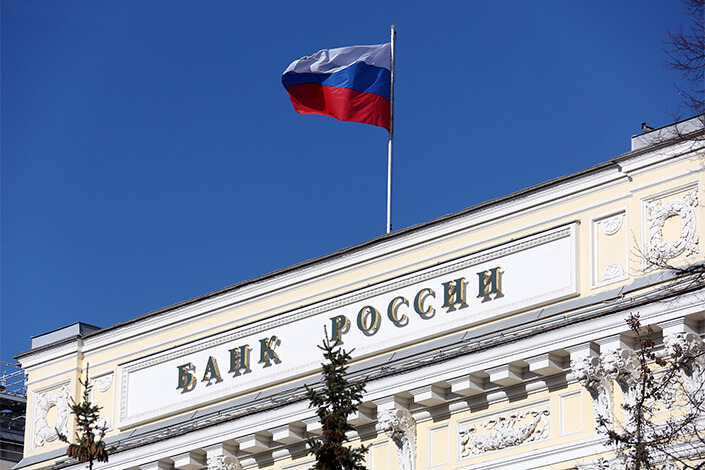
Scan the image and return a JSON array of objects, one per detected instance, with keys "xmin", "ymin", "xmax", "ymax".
[{"xmin": 285, "ymin": 83, "xmax": 390, "ymax": 131}]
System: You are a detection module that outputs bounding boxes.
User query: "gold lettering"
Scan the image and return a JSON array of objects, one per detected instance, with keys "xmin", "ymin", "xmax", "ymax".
[
  {"xmin": 477, "ymin": 267, "xmax": 502, "ymax": 300},
  {"xmin": 357, "ymin": 306, "xmax": 381, "ymax": 336},
  {"xmin": 387, "ymin": 296, "xmax": 409, "ymax": 326},
  {"xmin": 259, "ymin": 336, "xmax": 280, "ymax": 365},
  {"xmin": 202, "ymin": 356, "xmax": 222, "ymax": 384},
  {"xmin": 176, "ymin": 362, "xmax": 196, "ymax": 390},
  {"xmin": 229, "ymin": 345, "xmax": 250, "ymax": 374},
  {"xmin": 414, "ymin": 288, "xmax": 436, "ymax": 318},
  {"xmin": 442, "ymin": 277, "xmax": 467, "ymax": 310},
  {"xmin": 330, "ymin": 315, "xmax": 350, "ymax": 342}
]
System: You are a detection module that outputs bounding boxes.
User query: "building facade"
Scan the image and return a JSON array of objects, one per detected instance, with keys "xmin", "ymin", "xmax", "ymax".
[{"xmin": 15, "ymin": 118, "xmax": 705, "ymax": 470}]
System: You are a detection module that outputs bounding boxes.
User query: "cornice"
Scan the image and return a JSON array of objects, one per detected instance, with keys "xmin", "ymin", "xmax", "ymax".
[{"xmin": 18, "ymin": 339, "xmax": 83, "ymax": 373}]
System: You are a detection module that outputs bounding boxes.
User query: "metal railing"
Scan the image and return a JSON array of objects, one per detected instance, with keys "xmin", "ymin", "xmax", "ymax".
[{"xmin": 0, "ymin": 361, "xmax": 26, "ymax": 397}]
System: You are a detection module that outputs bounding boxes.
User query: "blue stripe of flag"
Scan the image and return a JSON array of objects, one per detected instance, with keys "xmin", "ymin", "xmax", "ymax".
[{"xmin": 282, "ymin": 62, "xmax": 390, "ymax": 101}]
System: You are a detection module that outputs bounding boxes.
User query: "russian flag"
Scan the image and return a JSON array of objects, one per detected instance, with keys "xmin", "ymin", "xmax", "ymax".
[{"xmin": 282, "ymin": 43, "xmax": 391, "ymax": 131}]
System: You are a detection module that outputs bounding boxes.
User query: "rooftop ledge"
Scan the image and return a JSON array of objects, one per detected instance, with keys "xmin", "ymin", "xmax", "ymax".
[
  {"xmin": 631, "ymin": 115, "xmax": 704, "ymax": 151},
  {"xmin": 30, "ymin": 322, "xmax": 101, "ymax": 350}
]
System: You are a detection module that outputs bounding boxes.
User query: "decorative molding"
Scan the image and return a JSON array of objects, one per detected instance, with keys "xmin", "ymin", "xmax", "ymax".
[
  {"xmin": 664, "ymin": 332, "xmax": 705, "ymax": 404},
  {"xmin": 206, "ymin": 454, "xmax": 240, "ymax": 470},
  {"xmin": 646, "ymin": 187, "xmax": 699, "ymax": 262},
  {"xmin": 590, "ymin": 208, "xmax": 629, "ymax": 289},
  {"xmin": 459, "ymin": 407, "xmax": 550, "ymax": 457},
  {"xmin": 601, "ymin": 348, "xmax": 639, "ymax": 389},
  {"xmin": 571, "ymin": 355, "xmax": 613, "ymax": 431},
  {"xmin": 86, "ymin": 373, "xmax": 115, "ymax": 435},
  {"xmin": 558, "ymin": 390, "xmax": 583, "ymax": 436},
  {"xmin": 576, "ymin": 461, "xmax": 624, "ymax": 470},
  {"xmin": 601, "ymin": 348, "xmax": 640, "ymax": 420},
  {"xmin": 601, "ymin": 215, "xmax": 623, "ymax": 236},
  {"xmin": 33, "ymin": 384, "xmax": 70, "ymax": 448},
  {"xmin": 377, "ymin": 408, "xmax": 416, "ymax": 470},
  {"xmin": 205, "ymin": 446, "xmax": 241, "ymax": 470},
  {"xmin": 601, "ymin": 263, "xmax": 625, "ymax": 282},
  {"xmin": 92, "ymin": 373, "xmax": 113, "ymax": 393},
  {"xmin": 573, "ymin": 338, "xmax": 703, "ymax": 436},
  {"xmin": 428, "ymin": 425, "xmax": 449, "ymax": 467}
]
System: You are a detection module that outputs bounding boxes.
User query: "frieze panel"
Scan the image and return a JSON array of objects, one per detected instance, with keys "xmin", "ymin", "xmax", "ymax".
[
  {"xmin": 91, "ymin": 373, "xmax": 113, "ymax": 393},
  {"xmin": 32, "ymin": 382, "xmax": 70, "ymax": 449},
  {"xmin": 458, "ymin": 401, "xmax": 550, "ymax": 458},
  {"xmin": 601, "ymin": 263, "xmax": 625, "ymax": 282},
  {"xmin": 119, "ymin": 225, "xmax": 578, "ymax": 428},
  {"xmin": 601, "ymin": 214, "xmax": 623, "ymax": 236},
  {"xmin": 88, "ymin": 372, "xmax": 114, "ymax": 433},
  {"xmin": 591, "ymin": 210, "xmax": 629, "ymax": 288},
  {"xmin": 643, "ymin": 185, "xmax": 700, "ymax": 264}
]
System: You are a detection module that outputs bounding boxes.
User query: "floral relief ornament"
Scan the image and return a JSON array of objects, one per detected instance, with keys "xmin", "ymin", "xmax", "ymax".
[
  {"xmin": 91, "ymin": 374, "xmax": 113, "ymax": 393},
  {"xmin": 646, "ymin": 188, "xmax": 699, "ymax": 262},
  {"xmin": 206, "ymin": 453, "xmax": 241, "ymax": 470},
  {"xmin": 459, "ymin": 407, "xmax": 550, "ymax": 457},
  {"xmin": 33, "ymin": 385, "xmax": 70, "ymax": 447},
  {"xmin": 601, "ymin": 214, "xmax": 623, "ymax": 236},
  {"xmin": 601, "ymin": 348, "xmax": 640, "ymax": 417},
  {"xmin": 571, "ymin": 355, "xmax": 614, "ymax": 430},
  {"xmin": 377, "ymin": 408, "xmax": 416, "ymax": 470},
  {"xmin": 601, "ymin": 263, "xmax": 625, "ymax": 282},
  {"xmin": 664, "ymin": 331, "xmax": 705, "ymax": 403}
]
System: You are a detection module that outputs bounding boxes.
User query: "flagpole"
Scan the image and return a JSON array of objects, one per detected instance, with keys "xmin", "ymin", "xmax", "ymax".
[{"xmin": 387, "ymin": 24, "xmax": 396, "ymax": 234}]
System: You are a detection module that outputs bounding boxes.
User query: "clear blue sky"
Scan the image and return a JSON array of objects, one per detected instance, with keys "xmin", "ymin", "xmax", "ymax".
[{"xmin": 0, "ymin": 1, "xmax": 694, "ymax": 363}]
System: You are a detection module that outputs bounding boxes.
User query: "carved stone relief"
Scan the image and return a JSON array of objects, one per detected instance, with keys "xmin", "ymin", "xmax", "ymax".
[
  {"xmin": 571, "ymin": 355, "xmax": 614, "ymax": 430},
  {"xmin": 602, "ymin": 349, "xmax": 639, "ymax": 403},
  {"xmin": 459, "ymin": 406, "xmax": 550, "ymax": 457},
  {"xmin": 377, "ymin": 408, "xmax": 416, "ymax": 470},
  {"xmin": 89, "ymin": 373, "xmax": 113, "ymax": 434},
  {"xmin": 601, "ymin": 348, "xmax": 641, "ymax": 432},
  {"xmin": 664, "ymin": 332, "xmax": 705, "ymax": 404},
  {"xmin": 646, "ymin": 188, "xmax": 699, "ymax": 262},
  {"xmin": 92, "ymin": 374, "xmax": 113, "ymax": 393},
  {"xmin": 33, "ymin": 384, "xmax": 70, "ymax": 448},
  {"xmin": 572, "ymin": 347, "xmax": 645, "ymax": 432},
  {"xmin": 601, "ymin": 215, "xmax": 623, "ymax": 236},
  {"xmin": 206, "ymin": 450, "xmax": 241, "ymax": 470},
  {"xmin": 574, "ymin": 335, "xmax": 705, "ymax": 436},
  {"xmin": 88, "ymin": 373, "xmax": 114, "ymax": 433},
  {"xmin": 601, "ymin": 263, "xmax": 625, "ymax": 282},
  {"xmin": 591, "ymin": 210, "xmax": 628, "ymax": 288}
]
